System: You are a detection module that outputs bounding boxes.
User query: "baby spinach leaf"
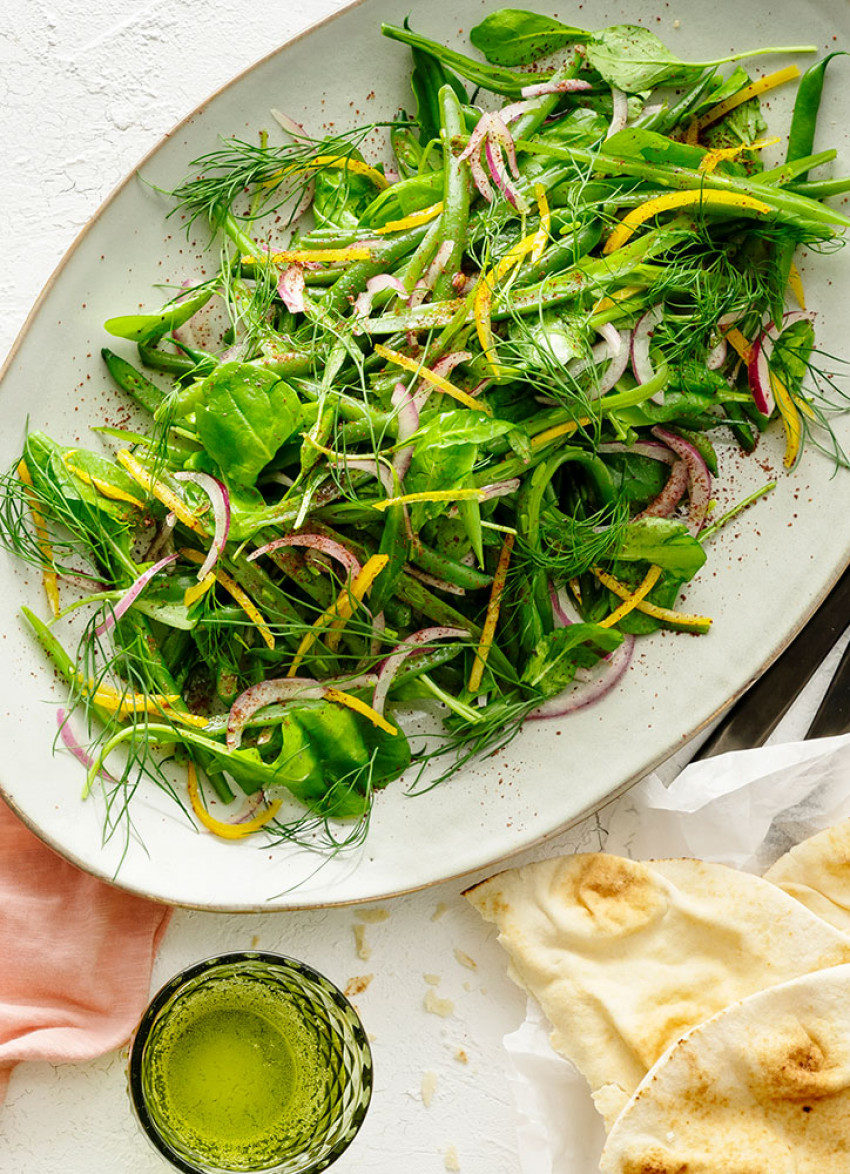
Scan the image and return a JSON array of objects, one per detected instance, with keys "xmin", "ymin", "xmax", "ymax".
[
  {"xmin": 587, "ymin": 26, "xmax": 697, "ymax": 92},
  {"xmin": 522, "ymin": 623, "xmax": 623, "ymax": 696},
  {"xmin": 195, "ymin": 362, "xmax": 302, "ymax": 488},
  {"xmin": 103, "ymin": 285, "xmax": 215, "ymax": 344},
  {"xmin": 469, "ymin": 9, "xmax": 587, "ymax": 66},
  {"xmin": 616, "ymin": 517, "xmax": 707, "ymax": 579},
  {"xmin": 602, "ymin": 127, "xmax": 706, "ymax": 170}
]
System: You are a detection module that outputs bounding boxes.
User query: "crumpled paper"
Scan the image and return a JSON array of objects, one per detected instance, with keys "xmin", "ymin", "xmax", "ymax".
[{"xmin": 502, "ymin": 731, "xmax": 850, "ymax": 1174}]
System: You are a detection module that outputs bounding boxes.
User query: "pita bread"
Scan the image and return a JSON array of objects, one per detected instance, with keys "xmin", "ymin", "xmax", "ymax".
[
  {"xmin": 764, "ymin": 819, "xmax": 850, "ymax": 934},
  {"xmin": 600, "ymin": 963, "xmax": 850, "ymax": 1173},
  {"xmin": 465, "ymin": 853, "xmax": 850, "ymax": 1126}
]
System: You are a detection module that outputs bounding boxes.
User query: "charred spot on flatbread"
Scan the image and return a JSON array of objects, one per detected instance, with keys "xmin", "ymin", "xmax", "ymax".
[{"xmin": 566, "ymin": 855, "xmax": 668, "ymax": 936}]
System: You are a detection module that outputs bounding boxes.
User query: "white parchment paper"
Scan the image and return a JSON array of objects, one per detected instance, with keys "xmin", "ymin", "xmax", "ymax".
[{"xmin": 502, "ymin": 731, "xmax": 850, "ymax": 1174}]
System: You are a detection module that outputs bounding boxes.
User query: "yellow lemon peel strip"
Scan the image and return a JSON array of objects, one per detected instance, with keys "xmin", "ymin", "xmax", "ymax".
[
  {"xmin": 468, "ymin": 534, "xmax": 514, "ymax": 693},
  {"xmin": 604, "ymin": 190, "xmax": 771, "ymax": 255}
]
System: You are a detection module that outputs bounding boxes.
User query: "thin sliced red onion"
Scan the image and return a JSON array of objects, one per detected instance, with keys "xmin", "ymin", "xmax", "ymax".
[
  {"xmin": 569, "ymin": 333, "xmax": 632, "ymax": 397},
  {"xmin": 344, "ymin": 458, "xmax": 396, "ymax": 497},
  {"xmin": 706, "ymin": 336, "xmax": 727, "ymax": 370},
  {"xmin": 57, "ymin": 708, "xmax": 119, "ymax": 784},
  {"xmin": 548, "ymin": 581, "xmax": 573, "ymax": 628},
  {"xmin": 478, "ymin": 477, "xmax": 521, "ymax": 501},
  {"xmin": 95, "ymin": 553, "xmax": 179, "ymax": 637},
  {"xmin": 248, "ymin": 532, "xmax": 361, "ymax": 578},
  {"xmin": 228, "ymin": 677, "xmax": 325, "ymax": 749},
  {"xmin": 174, "ymin": 472, "xmax": 231, "ymax": 579},
  {"xmin": 632, "ymin": 305, "xmax": 664, "ymax": 400},
  {"xmin": 499, "ymin": 99, "xmax": 536, "ymax": 124},
  {"xmin": 373, "ymin": 626, "xmax": 469, "ymax": 715},
  {"xmin": 528, "ymin": 634, "xmax": 635, "ymax": 719},
  {"xmin": 596, "ymin": 321, "xmax": 622, "ymax": 356},
  {"xmin": 651, "ymin": 426, "xmax": 712, "ymax": 534},
  {"xmin": 405, "ymin": 567, "xmax": 466, "ymax": 595},
  {"xmin": 485, "ymin": 114, "xmax": 530, "ymax": 212},
  {"xmin": 606, "ymin": 87, "xmax": 629, "ymax": 138},
  {"xmin": 412, "ymin": 350, "xmax": 473, "ymax": 414},
  {"xmin": 635, "ymin": 458, "xmax": 689, "ymax": 520},
  {"xmin": 597, "ymin": 440, "xmax": 677, "ymax": 464},
  {"xmin": 353, "ymin": 273, "xmax": 410, "ymax": 321},
  {"xmin": 748, "ymin": 309, "xmax": 817, "ymax": 416},
  {"xmin": 270, "ymin": 109, "xmax": 310, "ymax": 141},
  {"xmin": 277, "ymin": 264, "xmax": 306, "ymax": 313},
  {"xmin": 717, "ymin": 309, "xmax": 747, "ymax": 329},
  {"xmin": 520, "ymin": 78, "xmax": 594, "ymax": 99},
  {"xmin": 746, "ymin": 330, "xmax": 775, "ymax": 416},
  {"xmin": 458, "ymin": 114, "xmax": 494, "ymax": 202},
  {"xmin": 391, "ymin": 381, "xmax": 419, "ymax": 480},
  {"xmin": 423, "ymin": 240, "xmax": 456, "ymax": 289}
]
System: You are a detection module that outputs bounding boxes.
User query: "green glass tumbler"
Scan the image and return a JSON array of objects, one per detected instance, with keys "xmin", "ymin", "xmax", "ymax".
[{"xmin": 128, "ymin": 952, "xmax": 373, "ymax": 1173}]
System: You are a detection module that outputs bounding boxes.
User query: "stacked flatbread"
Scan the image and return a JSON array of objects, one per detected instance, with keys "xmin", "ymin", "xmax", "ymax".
[{"xmin": 465, "ymin": 816, "xmax": 850, "ymax": 1171}]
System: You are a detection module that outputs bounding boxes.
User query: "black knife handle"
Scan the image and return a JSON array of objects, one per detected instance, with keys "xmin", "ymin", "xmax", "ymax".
[
  {"xmin": 694, "ymin": 561, "xmax": 850, "ymax": 759},
  {"xmin": 806, "ymin": 634, "xmax": 850, "ymax": 739}
]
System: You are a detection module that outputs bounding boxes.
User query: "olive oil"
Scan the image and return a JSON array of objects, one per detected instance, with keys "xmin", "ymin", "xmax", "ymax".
[
  {"xmin": 130, "ymin": 954, "xmax": 372, "ymax": 1174},
  {"xmin": 144, "ymin": 975, "xmax": 324, "ymax": 1168}
]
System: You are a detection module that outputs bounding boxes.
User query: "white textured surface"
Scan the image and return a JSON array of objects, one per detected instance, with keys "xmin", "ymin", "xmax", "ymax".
[{"xmin": 1, "ymin": 1, "xmax": 846, "ymax": 1171}]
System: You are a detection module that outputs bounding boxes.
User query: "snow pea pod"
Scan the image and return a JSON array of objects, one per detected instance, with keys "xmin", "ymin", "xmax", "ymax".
[
  {"xmin": 787, "ymin": 53, "xmax": 846, "ymax": 178},
  {"xmin": 101, "ymin": 348, "xmax": 168, "ymax": 415},
  {"xmin": 431, "ymin": 85, "xmax": 471, "ymax": 303}
]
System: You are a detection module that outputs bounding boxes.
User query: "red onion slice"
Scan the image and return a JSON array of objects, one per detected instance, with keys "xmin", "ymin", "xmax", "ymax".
[
  {"xmin": 746, "ymin": 331, "xmax": 775, "ymax": 416},
  {"xmin": 651, "ymin": 426, "xmax": 712, "ymax": 534},
  {"xmin": 248, "ymin": 532, "xmax": 362, "ymax": 578},
  {"xmin": 499, "ymin": 99, "xmax": 536, "ymax": 124},
  {"xmin": 373, "ymin": 626, "xmax": 469, "ymax": 715},
  {"xmin": 174, "ymin": 472, "xmax": 231, "ymax": 579},
  {"xmin": 606, "ymin": 87, "xmax": 629, "ymax": 139},
  {"xmin": 423, "ymin": 240, "xmax": 456, "ymax": 290},
  {"xmin": 94, "ymin": 552, "xmax": 179, "ymax": 637},
  {"xmin": 344, "ymin": 458, "xmax": 396, "ymax": 497},
  {"xmin": 353, "ymin": 273, "xmax": 410, "ymax": 322},
  {"xmin": 706, "ymin": 336, "xmax": 727, "ymax": 370},
  {"xmin": 597, "ymin": 440, "xmax": 677, "ymax": 465},
  {"xmin": 632, "ymin": 305, "xmax": 664, "ymax": 401},
  {"xmin": 635, "ymin": 458, "xmax": 689, "ymax": 520},
  {"xmin": 570, "ymin": 333, "xmax": 632, "ymax": 398},
  {"xmin": 411, "ymin": 350, "xmax": 473, "ymax": 414},
  {"xmin": 747, "ymin": 310, "xmax": 817, "ymax": 416},
  {"xmin": 528, "ymin": 635, "xmax": 635, "ymax": 720},
  {"xmin": 277, "ymin": 264, "xmax": 306, "ymax": 313},
  {"xmin": 391, "ymin": 381, "xmax": 419, "ymax": 481},
  {"xmin": 228, "ymin": 677, "xmax": 326, "ymax": 749},
  {"xmin": 596, "ymin": 321, "xmax": 622, "ymax": 356},
  {"xmin": 57, "ymin": 708, "xmax": 119, "ymax": 784},
  {"xmin": 520, "ymin": 78, "xmax": 594, "ymax": 99},
  {"xmin": 458, "ymin": 114, "xmax": 495, "ymax": 202},
  {"xmin": 405, "ymin": 567, "xmax": 466, "ymax": 595}
]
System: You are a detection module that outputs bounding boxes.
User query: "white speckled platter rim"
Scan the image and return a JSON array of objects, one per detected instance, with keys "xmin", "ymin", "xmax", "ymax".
[{"xmin": 1, "ymin": 0, "xmax": 849, "ymax": 910}]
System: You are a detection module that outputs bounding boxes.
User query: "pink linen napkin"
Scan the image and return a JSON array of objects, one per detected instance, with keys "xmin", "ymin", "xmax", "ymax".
[{"xmin": 0, "ymin": 799, "xmax": 171, "ymax": 1102}]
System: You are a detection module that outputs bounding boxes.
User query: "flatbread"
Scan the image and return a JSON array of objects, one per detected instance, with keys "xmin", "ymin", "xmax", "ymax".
[
  {"xmin": 764, "ymin": 818, "xmax": 850, "ymax": 934},
  {"xmin": 600, "ymin": 963, "xmax": 850, "ymax": 1173},
  {"xmin": 465, "ymin": 853, "xmax": 850, "ymax": 1127}
]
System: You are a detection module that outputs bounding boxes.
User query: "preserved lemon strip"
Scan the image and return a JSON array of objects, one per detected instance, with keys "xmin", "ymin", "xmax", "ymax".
[
  {"xmin": 323, "ymin": 688, "xmax": 398, "ymax": 736},
  {"xmin": 604, "ymin": 190, "xmax": 772, "ymax": 254},
  {"xmin": 468, "ymin": 534, "xmax": 514, "ymax": 693},
  {"xmin": 593, "ymin": 567, "xmax": 712, "ymax": 634},
  {"xmin": 187, "ymin": 761, "xmax": 281, "ymax": 839},
  {"xmin": 697, "ymin": 65, "xmax": 801, "ymax": 131},
  {"xmin": 287, "ymin": 553, "xmax": 388, "ymax": 676},
  {"xmin": 598, "ymin": 565, "xmax": 663, "ymax": 629},
  {"xmin": 374, "ymin": 201, "xmax": 443, "ymax": 234},
  {"xmin": 373, "ymin": 343, "xmax": 485, "ymax": 412},
  {"xmin": 180, "ymin": 547, "xmax": 275, "ymax": 651},
  {"xmin": 17, "ymin": 459, "xmax": 59, "ymax": 617}
]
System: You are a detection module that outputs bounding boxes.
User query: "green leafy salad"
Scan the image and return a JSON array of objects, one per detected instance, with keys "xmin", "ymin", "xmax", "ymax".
[{"xmin": 2, "ymin": 10, "xmax": 848, "ymax": 851}]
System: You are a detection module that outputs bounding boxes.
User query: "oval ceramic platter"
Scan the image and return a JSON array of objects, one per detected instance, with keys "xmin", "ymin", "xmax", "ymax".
[{"xmin": 1, "ymin": 0, "xmax": 849, "ymax": 910}]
